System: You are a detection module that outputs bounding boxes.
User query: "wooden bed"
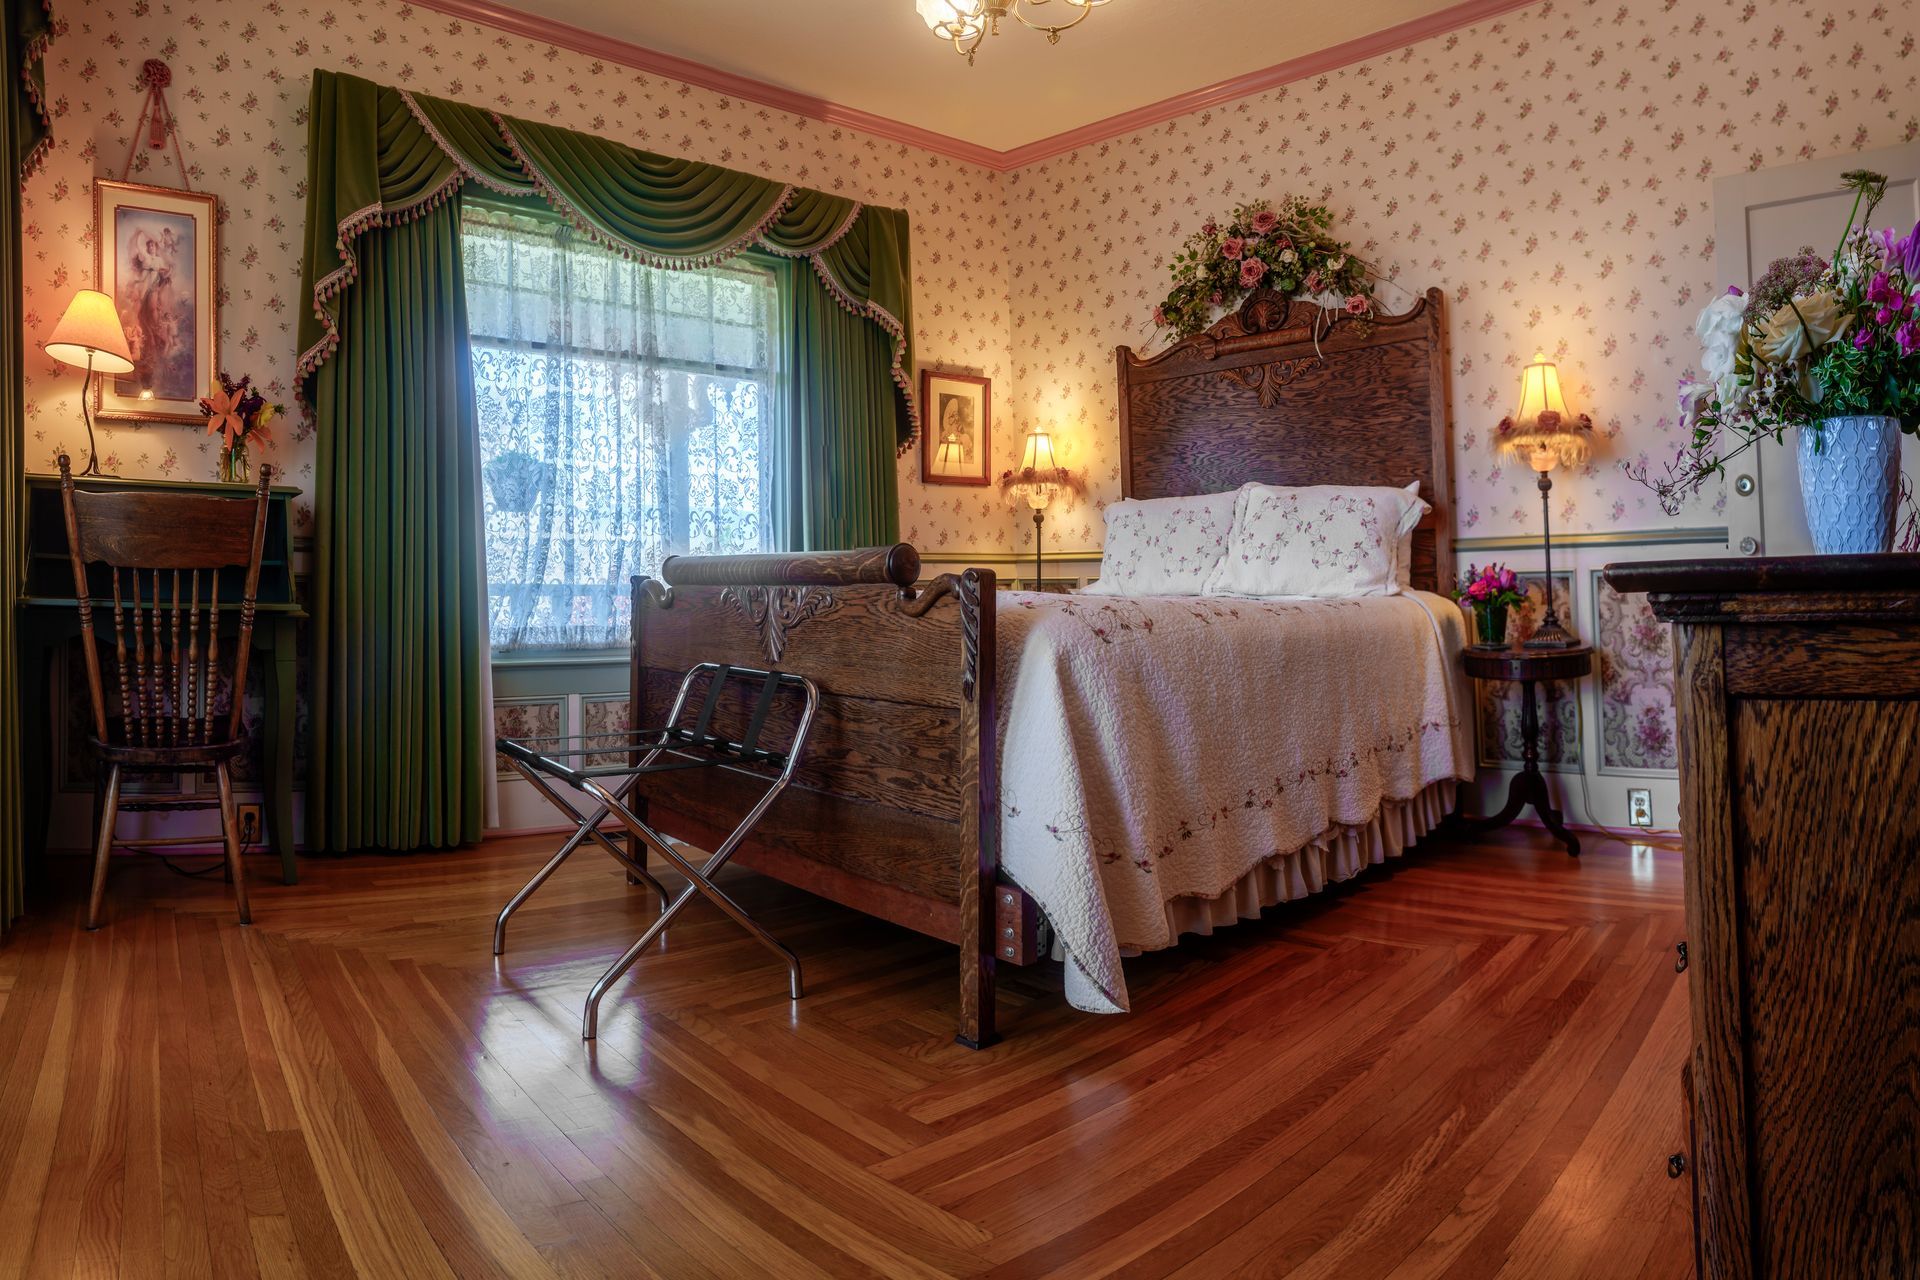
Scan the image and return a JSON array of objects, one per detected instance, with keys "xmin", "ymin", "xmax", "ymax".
[{"xmin": 628, "ymin": 287, "xmax": 1454, "ymax": 1047}]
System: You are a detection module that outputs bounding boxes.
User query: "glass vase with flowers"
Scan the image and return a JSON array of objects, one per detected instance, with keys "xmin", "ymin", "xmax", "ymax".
[
  {"xmin": 198, "ymin": 372, "xmax": 281, "ymax": 484},
  {"xmin": 1456, "ymin": 563, "xmax": 1525, "ymax": 648}
]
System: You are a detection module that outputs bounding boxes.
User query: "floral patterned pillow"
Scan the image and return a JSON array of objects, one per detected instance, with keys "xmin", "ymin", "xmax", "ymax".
[
  {"xmin": 1081, "ymin": 488, "xmax": 1244, "ymax": 596},
  {"xmin": 1203, "ymin": 481, "xmax": 1429, "ymax": 598}
]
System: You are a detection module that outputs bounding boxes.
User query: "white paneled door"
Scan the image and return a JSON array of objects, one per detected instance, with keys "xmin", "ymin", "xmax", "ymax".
[{"xmin": 1713, "ymin": 142, "xmax": 1920, "ymax": 557}]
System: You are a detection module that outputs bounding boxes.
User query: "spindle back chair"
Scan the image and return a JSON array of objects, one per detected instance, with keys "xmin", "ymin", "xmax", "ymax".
[{"xmin": 57, "ymin": 453, "xmax": 274, "ymax": 928}]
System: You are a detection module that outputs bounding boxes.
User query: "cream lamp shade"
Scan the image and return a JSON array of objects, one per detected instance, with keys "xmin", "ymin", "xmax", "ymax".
[
  {"xmin": 1495, "ymin": 351, "xmax": 1592, "ymax": 474},
  {"xmin": 1017, "ymin": 430, "xmax": 1058, "ymax": 509},
  {"xmin": 931, "ymin": 433, "xmax": 968, "ymax": 477},
  {"xmin": 45, "ymin": 289, "xmax": 136, "ymax": 376}
]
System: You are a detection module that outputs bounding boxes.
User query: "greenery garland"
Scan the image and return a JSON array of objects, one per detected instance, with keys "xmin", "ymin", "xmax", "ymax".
[{"xmin": 1152, "ymin": 197, "xmax": 1379, "ymax": 341}]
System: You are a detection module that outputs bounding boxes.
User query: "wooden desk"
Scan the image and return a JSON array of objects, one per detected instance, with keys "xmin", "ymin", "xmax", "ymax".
[{"xmin": 17, "ymin": 473, "xmax": 304, "ymax": 883}]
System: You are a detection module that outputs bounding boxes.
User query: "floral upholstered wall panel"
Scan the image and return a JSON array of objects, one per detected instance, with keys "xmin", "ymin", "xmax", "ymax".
[
  {"xmin": 581, "ymin": 695, "xmax": 632, "ymax": 768},
  {"xmin": 20, "ymin": 0, "xmax": 1020, "ymax": 554},
  {"xmin": 1002, "ymin": 0, "xmax": 1918, "ymax": 554},
  {"xmin": 494, "ymin": 699, "xmax": 563, "ymax": 779},
  {"xmin": 1472, "ymin": 572, "xmax": 1582, "ymax": 770},
  {"xmin": 1592, "ymin": 573, "xmax": 1679, "ymax": 773}
]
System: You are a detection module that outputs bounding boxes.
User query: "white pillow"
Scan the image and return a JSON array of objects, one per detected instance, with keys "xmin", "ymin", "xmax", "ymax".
[
  {"xmin": 1080, "ymin": 487, "xmax": 1243, "ymax": 596},
  {"xmin": 1204, "ymin": 481, "xmax": 1429, "ymax": 599}
]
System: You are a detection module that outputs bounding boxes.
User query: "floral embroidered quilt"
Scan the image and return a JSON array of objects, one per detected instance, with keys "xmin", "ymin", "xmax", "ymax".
[{"xmin": 996, "ymin": 590, "xmax": 1473, "ymax": 1012}]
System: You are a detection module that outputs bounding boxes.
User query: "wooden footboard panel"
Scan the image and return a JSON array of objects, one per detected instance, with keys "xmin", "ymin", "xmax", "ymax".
[{"xmin": 629, "ymin": 545, "xmax": 1005, "ymax": 1047}]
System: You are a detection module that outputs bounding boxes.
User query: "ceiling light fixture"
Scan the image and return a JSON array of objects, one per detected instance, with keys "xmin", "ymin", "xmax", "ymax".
[{"xmin": 915, "ymin": 0, "xmax": 1112, "ymax": 65}]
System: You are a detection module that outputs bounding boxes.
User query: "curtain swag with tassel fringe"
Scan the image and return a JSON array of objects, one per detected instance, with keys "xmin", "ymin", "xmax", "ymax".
[{"xmin": 297, "ymin": 71, "xmax": 919, "ymax": 448}]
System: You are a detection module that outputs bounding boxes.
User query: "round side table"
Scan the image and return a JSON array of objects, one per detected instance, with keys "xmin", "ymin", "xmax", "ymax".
[{"xmin": 1460, "ymin": 642, "xmax": 1593, "ymax": 856}]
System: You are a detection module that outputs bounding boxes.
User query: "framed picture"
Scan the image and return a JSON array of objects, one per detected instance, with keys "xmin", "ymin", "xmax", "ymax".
[
  {"xmin": 93, "ymin": 179, "xmax": 219, "ymax": 424},
  {"xmin": 920, "ymin": 369, "xmax": 991, "ymax": 486}
]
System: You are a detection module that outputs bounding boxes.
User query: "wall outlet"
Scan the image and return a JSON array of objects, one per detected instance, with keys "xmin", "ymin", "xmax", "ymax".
[
  {"xmin": 1627, "ymin": 788, "xmax": 1653, "ymax": 829},
  {"xmin": 237, "ymin": 804, "xmax": 264, "ymax": 845}
]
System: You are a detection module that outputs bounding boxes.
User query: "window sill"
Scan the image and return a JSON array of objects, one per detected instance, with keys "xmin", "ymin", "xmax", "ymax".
[{"xmin": 490, "ymin": 647, "xmax": 632, "ymax": 669}]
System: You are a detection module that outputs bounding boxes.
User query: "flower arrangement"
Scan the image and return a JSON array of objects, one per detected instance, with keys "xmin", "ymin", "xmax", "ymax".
[
  {"xmin": 1455, "ymin": 562, "xmax": 1524, "ymax": 647},
  {"xmin": 1631, "ymin": 170, "xmax": 1920, "ymax": 515},
  {"xmin": 1152, "ymin": 197, "xmax": 1379, "ymax": 341},
  {"xmin": 199, "ymin": 372, "xmax": 280, "ymax": 483}
]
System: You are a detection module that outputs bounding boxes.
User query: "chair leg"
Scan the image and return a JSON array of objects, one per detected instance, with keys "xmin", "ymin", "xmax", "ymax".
[
  {"xmin": 85, "ymin": 764, "xmax": 122, "ymax": 931},
  {"xmin": 215, "ymin": 762, "xmax": 253, "ymax": 926}
]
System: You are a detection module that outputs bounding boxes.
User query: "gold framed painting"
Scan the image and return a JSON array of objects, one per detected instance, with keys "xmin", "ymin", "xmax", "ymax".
[
  {"xmin": 93, "ymin": 179, "xmax": 219, "ymax": 423},
  {"xmin": 920, "ymin": 369, "xmax": 991, "ymax": 486}
]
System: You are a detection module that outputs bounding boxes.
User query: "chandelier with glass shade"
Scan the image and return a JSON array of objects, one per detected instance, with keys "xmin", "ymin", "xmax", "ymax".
[{"xmin": 916, "ymin": 0, "xmax": 1112, "ymax": 64}]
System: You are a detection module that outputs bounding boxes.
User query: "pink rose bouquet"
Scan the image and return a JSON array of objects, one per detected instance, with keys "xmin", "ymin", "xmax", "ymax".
[{"xmin": 1152, "ymin": 195, "xmax": 1380, "ymax": 341}]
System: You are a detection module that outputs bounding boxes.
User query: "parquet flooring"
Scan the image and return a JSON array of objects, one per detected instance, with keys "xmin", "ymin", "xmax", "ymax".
[{"xmin": 0, "ymin": 828, "xmax": 1693, "ymax": 1278}]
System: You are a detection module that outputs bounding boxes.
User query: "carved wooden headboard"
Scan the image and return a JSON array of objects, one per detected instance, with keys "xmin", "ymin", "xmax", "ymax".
[{"xmin": 1114, "ymin": 286, "xmax": 1454, "ymax": 594}]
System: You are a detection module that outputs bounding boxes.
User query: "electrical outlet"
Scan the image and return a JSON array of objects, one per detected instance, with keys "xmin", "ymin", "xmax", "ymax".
[
  {"xmin": 237, "ymin": 804, "xmax": 264, "ymax": 845},
  {"xmin": 1627, "ymin": 788, "xmax": 1653, "ymax": 829}
]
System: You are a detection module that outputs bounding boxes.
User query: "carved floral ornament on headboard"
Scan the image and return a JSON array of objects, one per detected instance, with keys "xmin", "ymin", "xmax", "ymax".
[{"xmin": 1150, "ymin": 195, "xmax": 1384, "ymax": 346}]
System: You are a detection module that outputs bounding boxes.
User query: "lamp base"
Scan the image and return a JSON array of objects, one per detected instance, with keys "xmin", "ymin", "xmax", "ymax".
[{"xmin": 1522, "ymin": 616, "xmax": 1581, "ymax": 650}]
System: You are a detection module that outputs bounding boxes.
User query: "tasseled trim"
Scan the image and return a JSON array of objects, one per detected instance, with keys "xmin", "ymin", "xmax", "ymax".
[
  {"xmin": 760, "ymin": 198, "xmax": 864, "ymax": 260},
  {"xmin": 492, "ymin": 111, "xmax": 796, "ymax": 273},
  {"xmin": 400, "ymin": 90, "xmax": 525, "ymax": 196},
  {"xmin": 808, "ymin": 254, "xmax": 920, "ymax": 456},
  {"xmin": 17, "ymin": 10, "xmax": 57, "ymax": 182},
  {"xmin": 295, "ymin": 170, "xmax": 467, "ymax": 399}
]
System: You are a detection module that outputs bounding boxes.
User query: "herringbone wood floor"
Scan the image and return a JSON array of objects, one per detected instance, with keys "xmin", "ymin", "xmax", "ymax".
[{"xmin": 0, "ymin": 828, "xmax": 1693, "ymax": 1279}]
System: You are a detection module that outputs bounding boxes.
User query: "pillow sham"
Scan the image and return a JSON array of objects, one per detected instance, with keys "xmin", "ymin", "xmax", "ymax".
[
  {"xmin": 1203, "ymin": 481, "xmax": 1429, "ymax": 599},
  {"xmin": 1080, "ymin": 487, "xmax": 1243, "ymax": 596}
]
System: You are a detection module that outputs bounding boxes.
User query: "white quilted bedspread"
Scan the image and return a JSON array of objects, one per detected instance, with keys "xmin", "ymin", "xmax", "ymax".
[{"xmin": 995, "ymin": 590, "xmax": 1474, "ymax": 1013}]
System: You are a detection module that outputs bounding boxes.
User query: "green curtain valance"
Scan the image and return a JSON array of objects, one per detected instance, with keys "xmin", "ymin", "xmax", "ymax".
[
  {"xmin": 298, "ymin": 71, "xmax": 918, "ymax": 447},
  {"xmin": 11, "ymin": 0, "xmax": 52, "ymax": 180}
]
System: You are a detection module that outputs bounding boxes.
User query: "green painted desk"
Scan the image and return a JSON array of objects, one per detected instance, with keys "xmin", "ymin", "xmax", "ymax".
[{"xmin": 17, "ymin": 473, "xmax": 304, "ymax": 883}]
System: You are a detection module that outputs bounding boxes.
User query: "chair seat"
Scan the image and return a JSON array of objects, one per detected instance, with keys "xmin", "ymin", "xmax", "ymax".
[{"xmin": 91, "ymin": 721, "xmax": 245, "ymax": 767}]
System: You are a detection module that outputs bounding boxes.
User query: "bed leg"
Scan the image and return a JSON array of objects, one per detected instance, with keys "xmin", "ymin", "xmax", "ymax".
[{"xmin": 956, "ymin": 923, "xmax": 999, "ymax": 1050}]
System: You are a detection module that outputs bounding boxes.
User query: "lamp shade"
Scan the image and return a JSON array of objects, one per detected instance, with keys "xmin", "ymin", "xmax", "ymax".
[
  {"xmin": 1019, "ymin": 429, "xmax": 1058, "ymax": 473},
  {"xmin": 932, "ymin": 433, "xmax": 968, "ymax": 476},
  {"xmin": 1495, "ymin": 350, "xmax": 1592, "ymax": 472},
  {"xmin": 45, "ymin": 290, "xmax": 135, "ymax": 376}
]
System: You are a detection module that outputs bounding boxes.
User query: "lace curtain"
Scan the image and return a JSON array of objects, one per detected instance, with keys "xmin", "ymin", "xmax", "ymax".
[{"xmin": 462, "ymin": 204, "xmax": 775, "ymax": 650}]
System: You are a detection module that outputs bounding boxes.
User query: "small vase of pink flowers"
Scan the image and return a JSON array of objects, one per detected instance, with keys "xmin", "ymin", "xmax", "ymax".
[
  {"xmin": 199, "ymin": 372, "xmax": 280, "ymax": 484},
  {"xmin": 1456, "ymin": 563, "xmax": 1524, "ymax": 648}
]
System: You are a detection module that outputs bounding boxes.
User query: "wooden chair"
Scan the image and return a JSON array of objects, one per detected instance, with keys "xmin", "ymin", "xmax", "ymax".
[{"xmin": 57, "ymin": 454, "xmax": 274, "ymax": 928}]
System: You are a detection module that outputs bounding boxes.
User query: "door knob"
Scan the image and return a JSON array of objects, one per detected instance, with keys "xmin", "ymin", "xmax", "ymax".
[{"xmin": 1733, "ymin": 473, "xmax": 1755, "ymax": 496}]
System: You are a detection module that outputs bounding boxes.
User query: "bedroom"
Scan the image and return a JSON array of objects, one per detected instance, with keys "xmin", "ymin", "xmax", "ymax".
[{"xmin": 1, "ymin": 0, "xmax": 1916, "ymax": 1275}]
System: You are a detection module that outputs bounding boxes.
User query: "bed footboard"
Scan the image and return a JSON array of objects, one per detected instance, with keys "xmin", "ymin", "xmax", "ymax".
[{"xmin": 629, "ymin": 544, "xmax": 1009, "ymax": 1048}]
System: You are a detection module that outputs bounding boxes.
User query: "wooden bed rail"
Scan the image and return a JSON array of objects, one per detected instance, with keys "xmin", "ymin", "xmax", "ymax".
[{"xmin": 660, "ymin": 544, "xmax": 921, "ymax": 591}]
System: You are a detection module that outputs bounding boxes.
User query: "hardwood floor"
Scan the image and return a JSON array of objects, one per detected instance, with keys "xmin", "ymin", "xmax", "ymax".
[{"xmin": 0, "ymin": 827, "xmax": 1693, "ymax": 1279}]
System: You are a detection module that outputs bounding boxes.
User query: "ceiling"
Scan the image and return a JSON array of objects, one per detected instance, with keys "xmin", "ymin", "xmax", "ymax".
[{"xmin": 482, "ymin": 0, "xmax": 1480, "ymax": 153}]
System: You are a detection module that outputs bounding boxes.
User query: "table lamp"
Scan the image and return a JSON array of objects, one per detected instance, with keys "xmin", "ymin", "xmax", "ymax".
[
  {"xmin": 1495, "ymin": 351, "xmax": 1593, "ymax": 650},
  {"xmin": 45, "ymin": 289, "xmax": 136, "ymax": 477}
]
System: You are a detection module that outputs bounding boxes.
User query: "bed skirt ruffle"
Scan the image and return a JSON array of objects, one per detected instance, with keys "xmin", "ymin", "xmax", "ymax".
[{"xmin": 1049, "ymin": 779, "xmax": 1458, "ymax": 1007}]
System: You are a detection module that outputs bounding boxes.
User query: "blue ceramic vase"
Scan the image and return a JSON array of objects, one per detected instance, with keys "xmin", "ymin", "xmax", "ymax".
[{"xmin": 1798, "ymin": 415, "xmax": 1901, "ymax": 554}]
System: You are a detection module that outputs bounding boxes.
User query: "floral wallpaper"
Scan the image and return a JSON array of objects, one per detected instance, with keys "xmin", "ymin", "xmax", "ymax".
[
  {"xmin": 20, "ymin": 0, "xmax": 1022, "ymax": 553},
  {"xmin": 1593, "ymin": 571, "xmax": 1679, "ymax": 771},
  {"xmin": 1002, "ymin": 0, "xmax": 1919, "ymax": 554}
]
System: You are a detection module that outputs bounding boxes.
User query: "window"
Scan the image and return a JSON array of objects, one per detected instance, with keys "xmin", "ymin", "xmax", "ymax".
[{"xmin": 462, "ymin": 203, "xmax": 776, "ymax": 651}]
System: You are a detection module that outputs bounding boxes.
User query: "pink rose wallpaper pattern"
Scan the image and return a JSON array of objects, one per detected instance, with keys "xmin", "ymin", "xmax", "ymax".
[{"xmin": 1593, "ymin": 572, "xmax": 1678, "ymax": 771}]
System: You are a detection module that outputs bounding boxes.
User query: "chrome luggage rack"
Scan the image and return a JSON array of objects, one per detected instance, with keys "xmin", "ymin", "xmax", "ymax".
[{"xmin": 493, "ymin": 661, "xmax": 819, "ymax": 1039}]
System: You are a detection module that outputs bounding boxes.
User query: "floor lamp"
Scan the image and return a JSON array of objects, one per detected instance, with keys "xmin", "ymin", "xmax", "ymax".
[
  {"xmin": 1016, "ymin": 429, "xmax": 1059, "ymax": 590},
  {"xmin": 45, "ymin": 290, "xmax": 136, "ymax": 478},
  {"xmin": 1495, "ymin": 351, "xmax": 1594, "ymax": 649}
]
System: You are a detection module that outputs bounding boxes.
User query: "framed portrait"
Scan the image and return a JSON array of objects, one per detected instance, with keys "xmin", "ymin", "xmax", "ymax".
[
  {"xmin": 920, "ymin": 369, "xmax": 991, "ymax": 486},
  {"xmin": 93, "ymin": 180, "xmax": 219, "ymax": 423}
]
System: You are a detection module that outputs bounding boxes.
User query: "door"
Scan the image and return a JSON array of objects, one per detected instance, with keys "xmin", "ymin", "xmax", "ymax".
[{"xmin": 1713, "ymin": 142, "xmax": 1920, "ymax": 557}]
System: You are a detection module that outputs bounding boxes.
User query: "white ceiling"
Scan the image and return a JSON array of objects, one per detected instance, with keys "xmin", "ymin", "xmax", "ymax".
[{"xmin": 490, "ymin": 0, "xmax": 1475, "ymax": 152}]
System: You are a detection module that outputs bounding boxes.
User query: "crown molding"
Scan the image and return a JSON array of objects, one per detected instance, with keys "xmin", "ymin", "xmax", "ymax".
[{"xmin": 401, "ymin": 0, "xmax": 1547, "ymax": 173}]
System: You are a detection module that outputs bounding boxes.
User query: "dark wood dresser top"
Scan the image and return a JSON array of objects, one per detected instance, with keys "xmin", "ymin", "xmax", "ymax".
[{"xmin": 1604, "ymin": 554, "xmax": 1920, "ymax": 623}]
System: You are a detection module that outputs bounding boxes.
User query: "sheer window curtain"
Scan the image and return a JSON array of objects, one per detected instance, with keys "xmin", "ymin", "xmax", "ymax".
[{"xmin": 462, "ymin": 203, "xmax": 777, "ymax": 651}]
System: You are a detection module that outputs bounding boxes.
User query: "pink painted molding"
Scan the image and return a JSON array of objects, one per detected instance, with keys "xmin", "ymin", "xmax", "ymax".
[{"xmin": 403, "ymin": 0, "xmax": 1545, "ymax": 172}]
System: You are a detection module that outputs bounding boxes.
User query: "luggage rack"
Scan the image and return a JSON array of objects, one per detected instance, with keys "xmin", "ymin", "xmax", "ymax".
[{"xmin": 493, "ymin": 662, "xmax": 820, "ymax": 1039}]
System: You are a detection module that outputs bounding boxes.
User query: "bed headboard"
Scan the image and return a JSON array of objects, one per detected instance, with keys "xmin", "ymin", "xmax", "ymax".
[{"xmin": 1114, "ymin": 286, "xmax": 1454, "ymax": 594}]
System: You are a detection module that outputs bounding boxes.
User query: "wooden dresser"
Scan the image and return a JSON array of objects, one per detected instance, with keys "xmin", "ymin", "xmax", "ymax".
[{"xmin": 1604, "ymin": 556, "xmax": 1920, "ymax": 1280}]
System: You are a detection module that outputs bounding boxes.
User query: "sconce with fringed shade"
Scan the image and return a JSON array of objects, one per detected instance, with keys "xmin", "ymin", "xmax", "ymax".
[
  {"xmin": 1495, "ymin": 351, "xmax": 1595, "ymax": 650},
  {"xmin": 46, "ymin": 289, "xmax": 136, "ymax": 477}
]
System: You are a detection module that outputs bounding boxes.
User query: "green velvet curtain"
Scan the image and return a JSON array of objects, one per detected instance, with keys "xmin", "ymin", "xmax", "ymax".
[
  {"xmin": 298, "ymin": 70, "xmax": 915, "ymax": 849},
  {"xmin": 3, "ymin": 0, "xmax": 54, "ymax": 934},
  {"xmin": 310, "ymin": 198, "xmax": 487, "ymax": 852},
  {"xmin": 770, "ymin": 258, "xmax": 902, "ymax": 549}
]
